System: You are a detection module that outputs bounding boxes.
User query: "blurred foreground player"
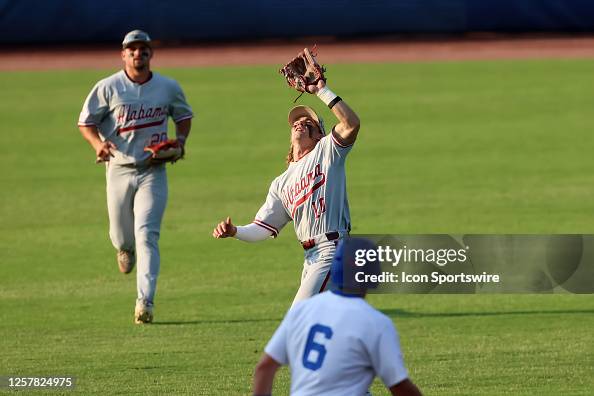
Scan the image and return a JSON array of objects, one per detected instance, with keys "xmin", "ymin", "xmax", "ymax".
[{"xmin": 252, "ymin": 238, "xmax": 422, "ymax": 396}]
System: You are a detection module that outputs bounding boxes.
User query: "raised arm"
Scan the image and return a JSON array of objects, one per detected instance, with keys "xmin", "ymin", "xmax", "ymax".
[{"xmin": 309, "ymin": 81, "xmax": 360, "ymax": 146}]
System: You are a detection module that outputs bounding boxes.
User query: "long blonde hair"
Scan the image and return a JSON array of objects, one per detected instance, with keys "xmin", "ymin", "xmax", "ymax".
[{"xmin": 286, "ymin": 143, "xmax": 294, "ymax": 165}]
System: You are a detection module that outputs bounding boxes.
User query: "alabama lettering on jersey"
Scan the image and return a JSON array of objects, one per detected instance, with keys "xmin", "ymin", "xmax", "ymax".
[
  {"xmin": 78, "ymin": 70, "xmax": 193, "ymax": 165},
  {"xmin": 253, "ymin": 133, "xmax": 352, "ymax": 241},
  {"xmin": 265, "ymin": 291, "xmax": 409, "ymax": 396}
]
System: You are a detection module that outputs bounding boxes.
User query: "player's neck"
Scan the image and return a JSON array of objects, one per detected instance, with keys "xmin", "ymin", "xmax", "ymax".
[
  {"xmin": 292, "ymin": 140, "xmax": 317, "ymax": 162},
  {"xmin": 125, "ymin": 67, "xmax": 152, "ymax": 84},
  {"xmin": 292, "ymin": 146, "xmax": 313, "ymax": 162}
]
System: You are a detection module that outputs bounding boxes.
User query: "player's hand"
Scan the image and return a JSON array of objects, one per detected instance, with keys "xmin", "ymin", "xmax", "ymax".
[
  {"xmin": 213, "ymin": 217, "xmax": 237, "ymax": 238},
  {"xmin": 306, "ymin": 79, "xmax": 325, "ymax": 94},
  {"xmin": 175, "ymin": 138, "xmax": 186, "ymax": 160},
  {"xmin": 94, "ymin": 141, "xmax": 116, "ymax": 163}
]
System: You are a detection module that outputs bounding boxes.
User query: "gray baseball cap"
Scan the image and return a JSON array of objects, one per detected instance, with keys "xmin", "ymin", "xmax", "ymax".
[{"xmin": 122, "ymin": 30, "xmax": 152, "ymax": 48}]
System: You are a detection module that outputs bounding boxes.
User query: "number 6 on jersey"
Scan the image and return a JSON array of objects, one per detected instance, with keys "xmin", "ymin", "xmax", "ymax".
[{"xmin": 302, "ymin": 324, "xmax": 333, "ymax": 370}]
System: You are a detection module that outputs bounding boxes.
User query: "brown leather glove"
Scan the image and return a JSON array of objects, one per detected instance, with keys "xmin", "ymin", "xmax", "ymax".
[{"xmin": 279, "ymin": 46, "xmax": 326, "ymax": 94}]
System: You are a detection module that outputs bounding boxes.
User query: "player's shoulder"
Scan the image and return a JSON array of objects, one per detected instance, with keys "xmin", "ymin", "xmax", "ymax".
[
  {"xmin": 317, "ymin": 132, "xmax": 346, "ymax": 153},
  {"xmin": 279, "ymin": 296, "xmax": 312, "ymax": 324},
  {"xmin": 275, "ymin": 167, "xmax": 290, "ymax": 181},
  {"xmin": 325, "ymin": 129, "xmax": 354, "ymax": 150},
  {"xmin": 353, "ymin": 298, "xmax": 394, "ymax": 328},
  {"xmin": 288, "ymin": 291, "xmax": 331, "ymax": 317},
  {"xmin": 296, "ymin": 290, "xmax": 333, "ymax": 308},
  {"xmin": 316, "ymin": 134, "xmax": 333, "ymax": 149},
  {"xmin": 88, "ymin": 71, "xmax": 126, "ymax": 97},
  {"xmin": 152, "ymin": 71, "xmax": 183, "ymax": 88},
  {"xmin": 313, "ymin": 292, "xmax": 383, "ymax": 325},
  {"xmin": 93, "ymin": 70, "xmax": 125, "ymax": 88},
  {"xmin": 273, "ymin": 165, "xmax": 294, "ymax": 186},
  {"xmin": 373, "ymin": 306, "xmax": 395, "ymax": 327}
]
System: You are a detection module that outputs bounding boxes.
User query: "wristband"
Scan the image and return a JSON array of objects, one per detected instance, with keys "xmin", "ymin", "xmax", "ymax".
[
  {"xmin": 317, "ymin": 86, "xmax": 342, "ymax": 108},
  {"xmin": 327, "ymin": 96, "xmax": 342, "ymax": 109}
]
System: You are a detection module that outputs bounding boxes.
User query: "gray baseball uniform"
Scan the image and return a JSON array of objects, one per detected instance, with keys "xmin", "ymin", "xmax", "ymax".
[
  {"xmin": 253, "ymin": 132, "xmax": 353, "ymax": 306},
  {"xmin": 78, "ymin": 70, "xmax": 193, "ymax": 308}
]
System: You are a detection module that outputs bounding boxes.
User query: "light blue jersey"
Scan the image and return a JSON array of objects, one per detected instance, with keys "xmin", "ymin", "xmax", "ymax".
[{"xmin": 265, "ymin": 291, "xmax": 409, "ymax": 395}]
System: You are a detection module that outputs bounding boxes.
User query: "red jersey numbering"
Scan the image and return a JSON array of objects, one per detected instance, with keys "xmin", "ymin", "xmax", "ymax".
[{"xmin": 312, "ymin": 197, "xmax": 326, "ymax": 219}]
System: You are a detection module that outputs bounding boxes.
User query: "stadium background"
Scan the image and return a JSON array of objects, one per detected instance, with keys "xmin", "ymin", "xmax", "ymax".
[{"xmin": 1, "ymin": 1, "xmax": 593, "ymax": 395}]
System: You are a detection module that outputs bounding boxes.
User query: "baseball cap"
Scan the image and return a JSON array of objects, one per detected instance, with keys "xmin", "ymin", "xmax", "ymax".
[
  {"xmin": 122, "ymin": 30, "xmax": 152, "ymax": 49},
  {"xmin": 330, "ymin": 238, "xmax": 381, "ymax": 292},
  {"xmin": 288, "ymin": 105, "xmax": 326, "ymax": 135}
]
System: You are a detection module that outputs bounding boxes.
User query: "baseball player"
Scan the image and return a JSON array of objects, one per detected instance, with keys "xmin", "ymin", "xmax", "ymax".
[
  {"xmin": 213, "ymin": 77, "xmax": 358, "ymax": 307},
  {"xmin": 77, "ymin": 30, "xmax": 193, "ymax": 324},
  {"xmin": 252, "ymin": 238, "xmax": 423, "ymax": 396}
]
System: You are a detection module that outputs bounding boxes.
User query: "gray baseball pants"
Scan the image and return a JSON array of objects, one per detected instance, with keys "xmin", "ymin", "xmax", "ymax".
[
  {"xmin": 291, "ymin": 240, "xmax": 338, "ymax": 308},
  {"xmin": 106, "ymin": 162, "xmax": 167, "ymax": 307}
]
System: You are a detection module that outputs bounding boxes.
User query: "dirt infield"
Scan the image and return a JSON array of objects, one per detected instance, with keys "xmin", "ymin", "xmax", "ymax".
[{"xmin": 1, "ymin": 35, "xmax": 594, "ymax": 71}]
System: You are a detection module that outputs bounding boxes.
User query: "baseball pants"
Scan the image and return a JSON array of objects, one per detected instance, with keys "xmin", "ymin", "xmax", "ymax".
[
  {"xmin": 291, "ymin": 240, "xmax": 338, "ymax": 308},
  {"xmin": 106, "ymin": 163, "xmax": 168, "ymax": 307}
]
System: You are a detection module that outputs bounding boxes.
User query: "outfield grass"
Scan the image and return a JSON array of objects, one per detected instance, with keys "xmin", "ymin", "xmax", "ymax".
[{"xmin": 1, "ymin": 59, "xmax": 593, "ymax": 395}]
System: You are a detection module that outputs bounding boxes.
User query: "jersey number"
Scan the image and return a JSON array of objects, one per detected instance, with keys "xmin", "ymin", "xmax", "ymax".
[
  {"xmin": 150, "ymin": 132, "xmax": 168, "ymax": 145},
  {"xmin": 302, "ymin": 324, "xmax": 333, "ymax": 371},
  {"xmin": 312, "ymin": 197, "xmax": 326, "ymax": 219}
]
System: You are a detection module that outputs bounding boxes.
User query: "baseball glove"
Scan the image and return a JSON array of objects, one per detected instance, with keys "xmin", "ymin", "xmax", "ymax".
[
  {"xmin": 144, "ymin": 139, "xmax": 184, "ymax": 164},
  {"xmin": 279, "ymin": 46, "xmax": 326, "ymax": 94}
]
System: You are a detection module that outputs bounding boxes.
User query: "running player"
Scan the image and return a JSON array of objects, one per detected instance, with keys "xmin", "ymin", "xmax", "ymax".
[{"xmin": 77, "ymin": 30, "xmax": 193, "ymax": 324}]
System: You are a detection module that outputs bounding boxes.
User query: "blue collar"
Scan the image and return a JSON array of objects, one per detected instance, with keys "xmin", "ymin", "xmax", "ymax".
[{"xmin": 331, "ymin": 290, "xmax": 363, "ymax": 298}]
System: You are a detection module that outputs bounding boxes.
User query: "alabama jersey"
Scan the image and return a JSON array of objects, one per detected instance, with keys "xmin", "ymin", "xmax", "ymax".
[
  {"xmin": 265, "ymin": 291, "xmax": 409, "ymax": 396},
  {"xmin": 78, "ymin": 70, "xmax": 193, "ymax": 165},
  {"xmin": 254, "ymin": 133, "xmax": 352, "ymax": 241}
]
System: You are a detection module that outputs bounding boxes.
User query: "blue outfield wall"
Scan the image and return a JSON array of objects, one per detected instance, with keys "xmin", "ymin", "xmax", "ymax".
[{"xmin": 1, "ymin": 0, "xmax": 594, "ymax": 44}]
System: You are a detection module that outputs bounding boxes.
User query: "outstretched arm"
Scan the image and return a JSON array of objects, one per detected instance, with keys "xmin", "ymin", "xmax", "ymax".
[
  {"xmin": 308, "ymin": 81, "xmax": 360, "ymax": 146},
  {"xmin": 212, "ymin": 217, "xmax": 273, "ymax": 242},
  {"xmin": 213, "ymin": 217, "xmax": 237, "ymax": 238}
]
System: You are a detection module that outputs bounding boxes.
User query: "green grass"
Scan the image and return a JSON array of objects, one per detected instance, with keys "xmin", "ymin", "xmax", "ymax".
[{"xmin": 1, "ymin": 59, "xmax": 594, "ymax": 395}]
